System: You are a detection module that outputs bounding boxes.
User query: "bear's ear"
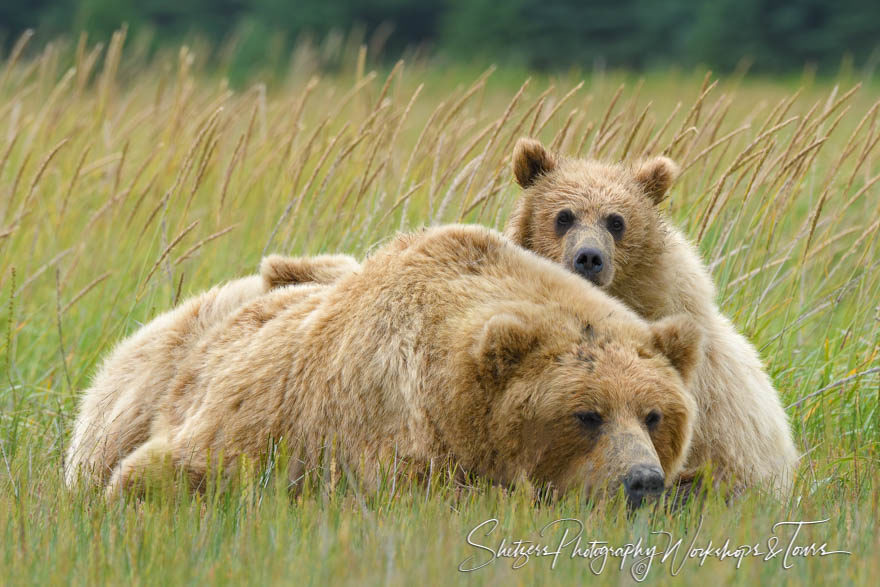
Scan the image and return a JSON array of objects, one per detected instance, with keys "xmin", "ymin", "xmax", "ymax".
[
  {"xmin": 634, "ymin": 156, "xmax": 680, "ymax": 204},
  {"xmin": 474, "ymin": 313, "xmax": 540, "ymax": 386},
  {"xmin": 261, "ymin": 255, "xmax": 305, "ymax": 289},
  {"xmin": 513, "ymin": 138, "xmax": 557, "ymax": 188},
  {"xmin": 650, "ymin": 314, "xmax": 702, "ymax": 384},
  {"xmin": 261, "ymin": 254, "xmax": 359, "ymax": 290}
]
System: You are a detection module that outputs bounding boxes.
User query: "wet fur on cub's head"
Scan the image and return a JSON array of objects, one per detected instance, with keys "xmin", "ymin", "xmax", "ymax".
[{"xmin": 506, "ymin": 138, "xmax": 679, "ymax": 292}]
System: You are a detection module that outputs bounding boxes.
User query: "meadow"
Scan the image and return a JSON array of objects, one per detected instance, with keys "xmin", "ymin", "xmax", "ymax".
[{"xmin": 1, "ymin": 30, "xmax": 878, "ymax": 585}]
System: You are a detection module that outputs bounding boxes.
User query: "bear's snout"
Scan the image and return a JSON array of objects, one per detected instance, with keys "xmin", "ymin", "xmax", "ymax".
[
  {"xmin": 573, "ymin": 247, "xmax": 607, "ymax": 284},
  {"xmin": 622, "ymin": 463, "xmax": 665, "ymax": 507}
]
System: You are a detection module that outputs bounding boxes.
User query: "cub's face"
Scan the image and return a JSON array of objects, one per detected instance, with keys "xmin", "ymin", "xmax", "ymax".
[
  {"xmin": 472, "ymin": 310, "xmax": 700, "ymax": 507},
  {"xmin": 505, "ymin": 138, "xmax": 679, "ymax": 289}
]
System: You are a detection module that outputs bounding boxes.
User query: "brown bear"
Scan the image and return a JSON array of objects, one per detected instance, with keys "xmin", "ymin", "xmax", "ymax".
[
  {"xmin": 99, "ymin": 225, "xmax": 701, "ymax": 506},
  {"xmin": 64, "ymin": 254, "xmax": 359, "ymax": 487},
  {"xmin": 505, "ymin": 138, "xmax": 798, "ymax": 493}
]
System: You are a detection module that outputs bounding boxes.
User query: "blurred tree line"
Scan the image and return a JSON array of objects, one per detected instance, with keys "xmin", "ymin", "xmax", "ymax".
[{"xmin": 1, "ymin": 0, "xmax": 879, "ymax": 74}]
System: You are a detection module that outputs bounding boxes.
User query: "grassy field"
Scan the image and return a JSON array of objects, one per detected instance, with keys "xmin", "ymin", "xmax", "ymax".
[{"xmin": 1, "ymin": 30, "xmax": 878, "ymax": 585}]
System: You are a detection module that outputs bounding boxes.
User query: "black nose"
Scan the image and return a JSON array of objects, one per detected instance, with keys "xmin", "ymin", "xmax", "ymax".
[
  {"xmin": 573, "ymin": 248, "xmax": 605, "ymax": 279},
  {"xmin": 623, "ymin": 464, "xmax": 665, "ymax": 507}
]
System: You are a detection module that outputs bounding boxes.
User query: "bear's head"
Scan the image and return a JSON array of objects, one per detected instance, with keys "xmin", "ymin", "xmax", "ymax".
[
  {"xmin": 506, "ymin": 138, "xmax": 678, "ymax": 292},
  {"xmin": 466, "ymin": 304, "xmax": 700, "ymax": 507}
]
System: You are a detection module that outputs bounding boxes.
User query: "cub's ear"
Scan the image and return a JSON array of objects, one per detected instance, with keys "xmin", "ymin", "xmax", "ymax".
[
  {"xmin": 261, "ymin": 255, "xmax": 300, "ymax": 289},
  {"xmin": 650, "ymin": 314, "xmax": 702, "ymax": 385},
  {"xmin": 634, "ymin": 156, "xmax": 679, "ymax": 204},
  {"xmin": 474, "ymin": 313, "xmax": 540, "ymax": 386},
  {"xmin": 260, "ymin": 254, "xmax": 360, "ymax": 289},
  {"xmin": 513, "ymin": 138, "xmax": 557, "ymax": 188}
]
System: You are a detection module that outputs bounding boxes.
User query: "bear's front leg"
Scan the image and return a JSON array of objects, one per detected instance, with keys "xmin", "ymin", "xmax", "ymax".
[{"xmin": 104, "ymin": 435, "xmax": 177, "ymax": 498}]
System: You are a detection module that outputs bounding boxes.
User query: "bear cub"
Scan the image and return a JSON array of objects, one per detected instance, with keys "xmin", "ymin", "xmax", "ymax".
[{"xmin": 505, "ymin": 138, "xmax": 798, "ymax": 493}]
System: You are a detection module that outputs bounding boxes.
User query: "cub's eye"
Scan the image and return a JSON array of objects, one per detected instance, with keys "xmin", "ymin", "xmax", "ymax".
[
  {"xmin": 606, "ymin": 214, "xmax": 625, "ymax": 239},
  {"xmin": 555, "ymin": 209, "xmax": 575, "ymax": 235},
  {"xmin": 575, "ymin": 411, "xmax": 603, "ymax": 429},
  {"xmin": 645, "ymin": 410, "xmax": 662, "ymax": 430}
]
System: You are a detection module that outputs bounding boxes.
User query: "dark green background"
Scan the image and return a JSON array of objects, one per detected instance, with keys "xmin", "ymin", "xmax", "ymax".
[{"xmin": 2, "ymin": 0, "xmax": 879, "ymax": 74}]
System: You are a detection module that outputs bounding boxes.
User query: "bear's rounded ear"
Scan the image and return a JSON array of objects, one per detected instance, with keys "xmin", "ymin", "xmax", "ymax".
[
  {"xmin": 634, "ymin": 156, "xmax": 680, "ymax": 204},
  {"xmin": 474, "ymin": 313, "xmax": 540, "ymax": 386},
  {"xmin": 650, "ymin": 314, "xmax": 702, "ymax": 385},
  {"xmin": 513, "ymin": 138, "xmax": 557, "ymax": 188},
  {"xmin": 261, "ymin": 254, "xmax": 360, "ymax": 290}
]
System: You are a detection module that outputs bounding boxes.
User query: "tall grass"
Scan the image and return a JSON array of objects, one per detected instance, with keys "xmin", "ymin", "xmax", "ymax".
[{"xmin": 1, "ymin": 30, "xmax": 878, "ymax": 584}]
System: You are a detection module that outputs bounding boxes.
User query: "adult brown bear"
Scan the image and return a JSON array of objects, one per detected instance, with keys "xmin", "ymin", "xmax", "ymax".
[{"xmin": 77, "ymin": 226, "xmax": 700, "ymax": 506}]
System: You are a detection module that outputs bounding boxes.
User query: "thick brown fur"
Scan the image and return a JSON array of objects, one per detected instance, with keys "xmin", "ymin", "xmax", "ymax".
[
  {"xmin": 64, "ymin": 254, "xmax": 358, "ymax": 487},
  {"xmin": 505, "ymin": 138, "xmax": 798, "ymax": 493},
  {"xmin": 92, "ymin": 226, "xmax": 700, "ymax": 500}
]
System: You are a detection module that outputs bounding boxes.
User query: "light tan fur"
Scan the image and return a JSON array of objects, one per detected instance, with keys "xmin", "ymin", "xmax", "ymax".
[
  {"xmin": 505, "ymin": 138, "xmax": 798, "ymax": 493},
  {"xmin": 64, "ymin": 254, "xmax": 358, "ymax": 487},
  {"xmin": 93, "ymin": 226, "xmax": 700, "ymax": 500}
]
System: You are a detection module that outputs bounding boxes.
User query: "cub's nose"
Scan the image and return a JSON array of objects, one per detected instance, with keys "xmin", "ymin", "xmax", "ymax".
[
  {"xmin": 623, "ymin": 464, "xmax": 665, "ymax": 507},
  {"xmin": 573, "ymin": 248, "xmax": 605, "ymax": 281}
]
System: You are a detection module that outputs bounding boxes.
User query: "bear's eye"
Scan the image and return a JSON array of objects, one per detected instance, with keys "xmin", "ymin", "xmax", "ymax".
[
  {"xmin": 606, "ymin": 214, "xmax": 625, "ymax": 239},
  {"xmin": 575, "ymin": 411, "xmax": 603, "ymax": 429},
  {"xmin": 645, "ymin": 410, "xmax": 662, "ymax": 430},
  {"xmin": 555, "ymin": 209, "xmax": 575, "ymax": 236}
]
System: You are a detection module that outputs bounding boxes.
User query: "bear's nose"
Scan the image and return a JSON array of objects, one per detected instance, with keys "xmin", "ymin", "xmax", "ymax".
[
  {"xmin": 622, "ymin": 464, "xmax": 665, "ymax": 507},
  {"xmin": 573, "ymin": 248, "xmax": 605, "ymax": 279}
]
